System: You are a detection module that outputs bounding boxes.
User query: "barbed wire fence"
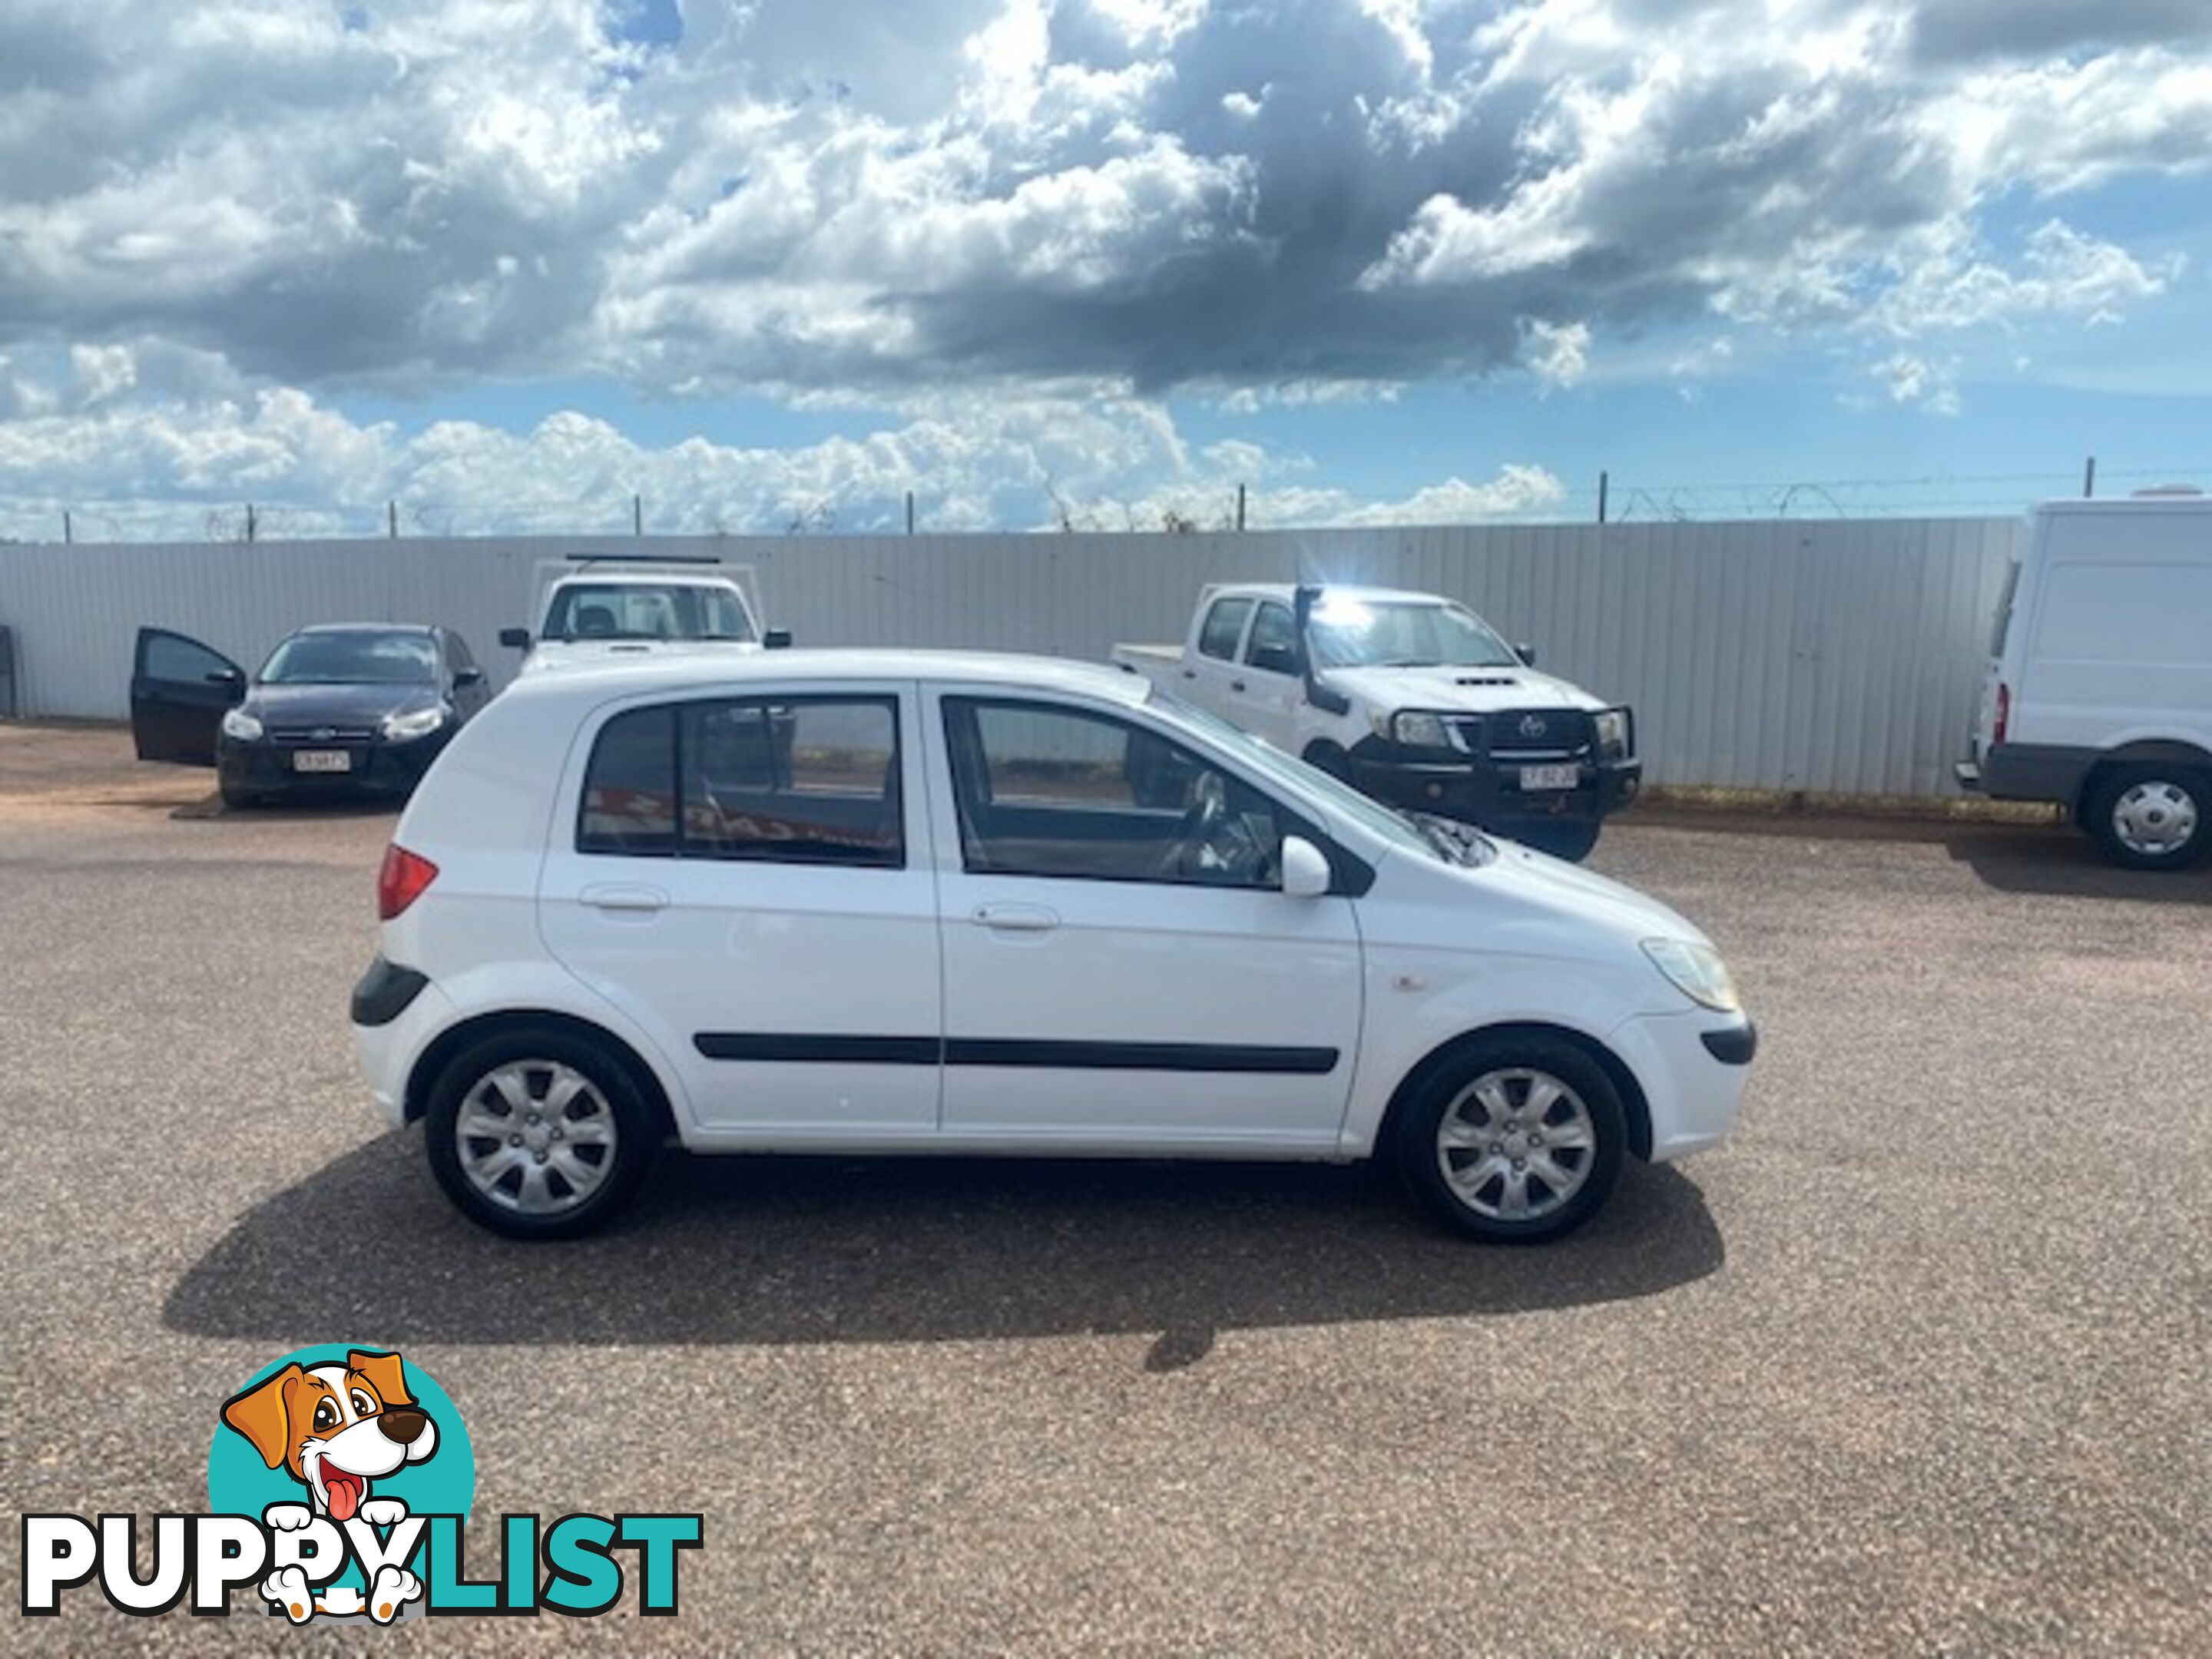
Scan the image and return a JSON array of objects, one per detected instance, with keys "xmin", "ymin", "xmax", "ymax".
[{"xmin": 2, "ymin": 459, "xmax": 2204, "ymax": 546}]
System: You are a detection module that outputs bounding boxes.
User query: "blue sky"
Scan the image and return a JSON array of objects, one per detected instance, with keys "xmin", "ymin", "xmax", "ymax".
[{"xmin": 1, "ymin": 0, "xmax": 2207, "ymax": 539}]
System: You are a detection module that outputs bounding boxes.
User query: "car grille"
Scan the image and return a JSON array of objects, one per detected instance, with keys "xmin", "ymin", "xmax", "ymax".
[
  {"xmin": 267, "ymin": 724, "xmax": 378, "ymax": 744},
  {"xmin": 1449, "ymin": 710, "xmax": 1593, "ymax": 763}
]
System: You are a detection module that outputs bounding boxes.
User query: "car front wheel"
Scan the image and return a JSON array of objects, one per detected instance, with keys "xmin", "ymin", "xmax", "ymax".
[
  {"xmin": 424, "ymin": 1025, "xmax": 658, "ymax": 1239},
  {"xmin": 1396, "ymin": 1036, "xmax": 1626, "ymax": 1243},
  {"xmin": 2084, "ymin": 764, "xmax": 2207, "ymax": 870}
]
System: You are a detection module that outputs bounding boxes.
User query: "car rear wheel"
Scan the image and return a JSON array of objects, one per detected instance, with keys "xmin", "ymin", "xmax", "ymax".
[
  {"xmin": 2084, "ymin": 764, "xmax": 2208, "ymax": 870},
  {"xmin": 1396, "ymin": 1035, "xmax": 1625, "ymax": 1243},
  {"xmin": 424, "ymin": 1025, "xmax": 658, "ymax": 1239}
]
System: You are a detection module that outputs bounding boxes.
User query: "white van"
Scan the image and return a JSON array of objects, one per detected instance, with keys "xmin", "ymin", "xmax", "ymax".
[{"xmin": 1957, "ymin": 495, "xmax": 2212, "ymax": 868}]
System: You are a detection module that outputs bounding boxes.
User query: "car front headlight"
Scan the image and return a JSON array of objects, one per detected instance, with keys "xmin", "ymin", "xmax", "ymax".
[
  {"xmin": 1392, "ymin": 710, "xmax": 1457, "ymax": 751},
  {"xmin": 220, "ymin": 708, "xmax": 263, "ymax": 742},
  {"xmin": 1641, "ymin": 938, "xmax": 1740, "ymax": 1012},
  {"xmin": 381, "ymin": 706, "xmax": 448, "ymax": 742},
  {"xmin": 1594, "ymin": 707, "xmax": 1631, "ymax": 760}
]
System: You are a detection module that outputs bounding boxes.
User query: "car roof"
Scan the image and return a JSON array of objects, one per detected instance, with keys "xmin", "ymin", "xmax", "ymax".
[
  {"xmin": 1207, "ymin": 582, "xmax": 1448, "ymax": 605},
  {"xmin": 552, "ymin": 571, "xmax": 740, "ymax": 588},
  {"xmin": 286, "ymin": 622, "xmax": 438, "ymax": 637},
  {"xmin": 495, "ymin": 648, "xmax": 1151, "ymax": 706}
]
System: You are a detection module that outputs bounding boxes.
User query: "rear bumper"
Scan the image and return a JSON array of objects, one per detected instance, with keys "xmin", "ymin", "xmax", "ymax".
[
  {"xmin": 1349, "ymin": 749, "xmax": 1641, "ymax": 827},
  {"xmin": 353, "ymin": 973, "xmax": 459, "ymax": 1130},
  {"xmin": 1960, "ymin": 742, "xmax": 2097, "ymax": 805}
]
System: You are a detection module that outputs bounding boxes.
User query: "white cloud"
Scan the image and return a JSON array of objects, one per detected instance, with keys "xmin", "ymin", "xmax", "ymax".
[
  {"xmin": 1870, "ymin": 352, "xmax": 1960, "ymax": 416},
  {"xmin": 1525, "ymin": 320, "xmax": 1591, "ymax": 389}
]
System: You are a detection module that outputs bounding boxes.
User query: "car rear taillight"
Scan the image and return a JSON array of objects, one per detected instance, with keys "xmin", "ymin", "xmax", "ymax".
[
  {"xmin": 1993, "ymin": 682, "xmax": 2010, "ymax": 746},
  {"xmin": 376, "ymin": 843, "xmax": 439, "ymax": 921}
]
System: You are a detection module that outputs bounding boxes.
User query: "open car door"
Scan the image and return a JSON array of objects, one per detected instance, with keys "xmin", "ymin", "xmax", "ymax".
[{"xmin": 131, "ymin": 627, "xmax": 246, "ymax": 766}]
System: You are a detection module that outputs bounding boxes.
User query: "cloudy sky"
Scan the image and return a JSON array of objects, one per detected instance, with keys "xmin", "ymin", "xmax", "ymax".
[{"xmin": 1, "ymin": 0, "xmax": 2207, "ymax": 540}]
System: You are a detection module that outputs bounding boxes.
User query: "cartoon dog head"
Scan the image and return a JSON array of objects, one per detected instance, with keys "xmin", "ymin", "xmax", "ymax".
[{"xmin": 221, "ymin": 1349, "xmax": 438, "ymax": 1522}]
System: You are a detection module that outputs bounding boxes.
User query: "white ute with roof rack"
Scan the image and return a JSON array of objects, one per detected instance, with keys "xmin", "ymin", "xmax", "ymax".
[
  {"xmin": 1114, "ymin": 583, "xmax": 1641, "ymax": 861},
  {"xmin": 498, "ymin": 554, "xmax": 791, "ymax": 676}
]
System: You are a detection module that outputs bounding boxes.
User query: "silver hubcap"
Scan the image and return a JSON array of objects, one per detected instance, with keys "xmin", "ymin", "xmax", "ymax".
[
  {"xmin": 2112, "ymin": 780, "xmax": 2199, "ymax": 857},
  {"xmin": 1435, "ymin": 1068, "xmax": 1598, "ymax": 1223},
  {"xmin": 454, "ymin": 1060, "xmax": 618, "ymax": 1215}
]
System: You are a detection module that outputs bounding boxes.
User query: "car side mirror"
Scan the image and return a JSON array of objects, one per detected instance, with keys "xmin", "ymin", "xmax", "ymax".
[
  {"xmin": 1280, "ymin": 835, "xmax": 1332, "ymax": 899},
  {"xmin": 763, "ymin": 628, "xmax": 793, "ymax": 651},
  {"xmin": 453, "ymin": 667, "xmax": 485, "ymax": 689},
  {"xmin": 498, "ymin": 628, "xmax": 531, "ymax": 651},
  {"xmin": 1252, "ymin": 642, "xmax": 1300, "ymax": 676},
  {"xmin": 1515, "ymin": 642, "xmax": 1538, "ymax": 667},
  {"xmin": 204, "ymin": 667, "xmax": 243, "ymax": 687}
]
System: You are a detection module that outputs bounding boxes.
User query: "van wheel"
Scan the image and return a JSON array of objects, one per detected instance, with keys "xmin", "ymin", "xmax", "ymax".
[
  {"xmin": 2084, "ymin": 765, "xmax": 2208, "ymax": 870},
  {"xmin": 424, "ymin": 1025, "xmax": 658, "ymax": 1239},
  {"xmin": 1396, "ymin": 1036, "xmax": 1625, "ymax": 1243}
]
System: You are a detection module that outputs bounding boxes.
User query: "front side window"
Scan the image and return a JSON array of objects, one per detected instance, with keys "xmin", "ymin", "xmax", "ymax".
[
  {"xmin": 142, "ymin": 632, "xmax": 233, "ymax": 683},
  {"xmin": 1197, "ymin": 596, "xmax": 1254, "ymax": 661},
  {"xmin": 579, "ymin": 697, "xmax": 902, "ymax": 866},
  {"xmin": 1244, "ymin": 602, "xmax": 1298, "ymax": 674},
  {"xmin": 945, "ymin": 698, "xmax": 1291, "ymax": 888}
]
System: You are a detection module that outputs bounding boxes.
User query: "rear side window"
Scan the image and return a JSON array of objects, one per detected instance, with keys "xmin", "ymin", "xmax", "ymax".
[
  {"xmin": 579, "ymin": 697, "xmax": 902, "ymax": 867},
  {"xmin": 1197, "ymin": 597, "xmax": 1253, "ymax": 660},
  {"xmin": 578, "ymin": 707, "xmax": 679, "ymax": 854}
]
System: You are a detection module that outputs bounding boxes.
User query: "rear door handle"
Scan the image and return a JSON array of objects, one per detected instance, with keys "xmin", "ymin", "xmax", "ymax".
[
  {"xmin": 972, "ymin": 902, "xmax": 1059, "ymax": 933},
  {"xmin": 583, "ymin": 884, "xmax": 669, "ymax": 914},
  {"xmin": 1231, "ymin": 678, "xmax": 1247, "ymax": 693},
  {"xmin": 1181, "ymin": 667, "xmax": 1197, "ymax": 680}
]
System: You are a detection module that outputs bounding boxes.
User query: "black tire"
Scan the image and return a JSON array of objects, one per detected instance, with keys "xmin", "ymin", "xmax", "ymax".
[
  {"xmin": 2081, "ymin": 763, "xmax": 2209, "ymax": 871},
  {"xmin": 423, "ymin": 1024, "xmax": 660, "ymax": 1239},
  {"xmin": 1395, "ymin": 1035, "xmax": 1626, "ymax": 1243},
  {"xmin": 1513, "ymin": 820, "xmax": 1601, "ymax": 862}
]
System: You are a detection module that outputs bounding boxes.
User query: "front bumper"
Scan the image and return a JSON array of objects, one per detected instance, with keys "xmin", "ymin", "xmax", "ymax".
[
  {"xmin": 1348, "ymin": 743, "xmax": 1642, "ymax": 828},
  {"xmin": 1610, "ymin": 1009, "xmax": 1757, "ymax": 1161},
  {"xmin": 218, "ymin": 730, "xmax": 450, "ymax": 800}
]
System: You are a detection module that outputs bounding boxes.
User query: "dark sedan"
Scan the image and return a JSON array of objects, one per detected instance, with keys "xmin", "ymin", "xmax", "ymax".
[{"xmin": 130, "ymin": 623, "xmax": 492, "ymax": 808}]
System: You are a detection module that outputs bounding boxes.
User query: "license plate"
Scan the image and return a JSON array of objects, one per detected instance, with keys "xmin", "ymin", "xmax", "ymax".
[
  {"xmin": 292, "ymin": 750, "xmax": 353, "ymax": 773},
  {"xmin": 1519, "ymin": 763, "xmax": 1578, "ymax": 791}
]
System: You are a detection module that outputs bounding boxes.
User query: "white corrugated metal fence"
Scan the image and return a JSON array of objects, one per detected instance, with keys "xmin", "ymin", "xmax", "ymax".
[{"xmin": 0, "ymin": 518, "xmax": 2020, "ymax": 796}]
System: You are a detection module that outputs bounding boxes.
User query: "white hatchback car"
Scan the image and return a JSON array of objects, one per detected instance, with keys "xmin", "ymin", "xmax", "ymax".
[{"xmin": 353, "ymin": 652, "xmax": 1754, "ymax": 1243}]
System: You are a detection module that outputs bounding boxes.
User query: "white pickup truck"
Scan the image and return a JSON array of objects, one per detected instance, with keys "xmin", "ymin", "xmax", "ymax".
[
  {"xmin": 498, "ymin": 555, "xmax": 789, "ymax": 675},
  {"xmin": 1114, "ymin": 583, "xmax": 1641, "ymax": 859}
]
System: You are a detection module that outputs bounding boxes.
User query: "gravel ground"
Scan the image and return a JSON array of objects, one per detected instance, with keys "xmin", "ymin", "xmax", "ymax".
[{"xmin": 3, "ymin": 724, "xmax": 2207, "ymax": 1655}]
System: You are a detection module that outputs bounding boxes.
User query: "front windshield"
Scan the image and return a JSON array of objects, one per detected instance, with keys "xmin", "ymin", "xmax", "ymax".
[
  {"xmin": 258, "ymin": 632, "xmax": 438, "ymax": 685},
  {"xmin": 1151, "ymin": 690, "xmax": 1482, "ymax": 865},
  {"xmin": 545, "ymin": 582, "xmax": 757, "ymax": 643},
  {"xmin": 1307, "ymin": 598, "xmax": 1518, "ymax": 670}
]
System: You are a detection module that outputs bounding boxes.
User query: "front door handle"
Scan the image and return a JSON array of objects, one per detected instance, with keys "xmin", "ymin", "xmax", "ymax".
[
  {"xmin": 1230, "ymin": 678, "xmax": 1247, "ymax": 693},
  {"xmin": 583, "ymin": 884, "xmax": 669, "ymax": 914},
  {"xmin": 972, "ymin": 902, "xmax": 1059, "ymax": 933}
]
